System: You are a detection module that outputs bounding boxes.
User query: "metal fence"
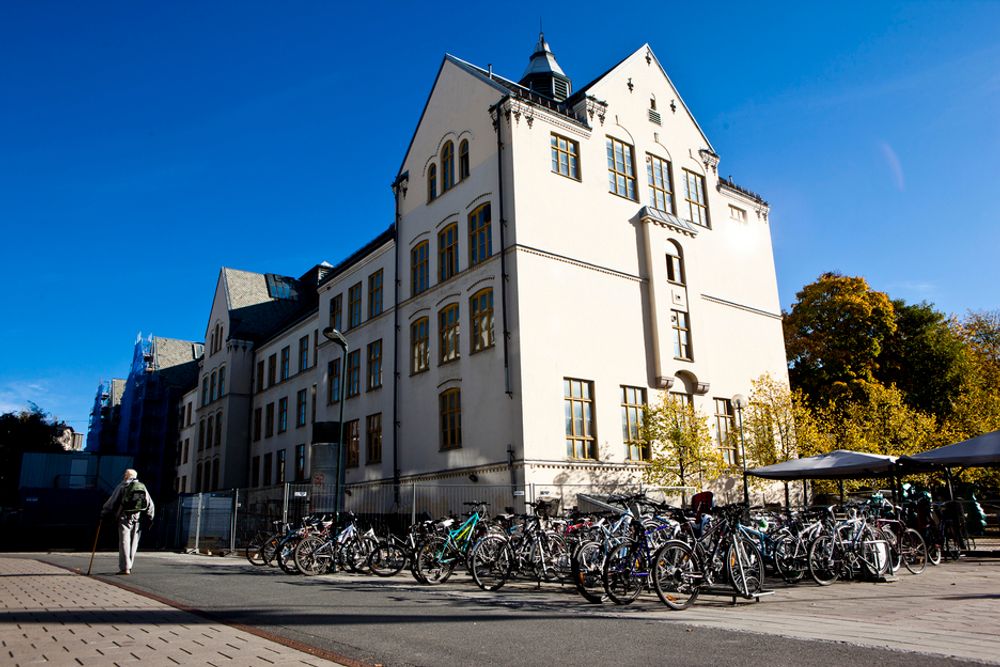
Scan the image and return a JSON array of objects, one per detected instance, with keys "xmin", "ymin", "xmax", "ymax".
[{"xmin": 166, "ymin": 481, "xmax": 691, "ymax": 553}]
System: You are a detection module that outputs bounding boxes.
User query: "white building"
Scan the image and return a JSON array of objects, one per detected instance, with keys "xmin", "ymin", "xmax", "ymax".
[{"xmin": 182, "ymin": 36, "xmax": 788, "ymax": 502}]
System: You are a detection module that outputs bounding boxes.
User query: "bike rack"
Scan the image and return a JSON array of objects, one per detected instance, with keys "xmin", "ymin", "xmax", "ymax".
[{"xmin": 697, "ymin": 587, "xmax": 775, "ymax": 606}]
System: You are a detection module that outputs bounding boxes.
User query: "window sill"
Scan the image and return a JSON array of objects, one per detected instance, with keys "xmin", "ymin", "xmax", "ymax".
[
  {"xmin": 440, "ymin": 446, "xmax": 463, "ymax": 452},
  {"xmin": 367, "ymin": 385, "xmax": 383, "ymax": 393},
  {"xmin": 410, "ymin": 368, "xmax": 429, "ymax": 377},
  {"xmin": 439, "ymin": 357, "xmax": 460, "ymax": 367},
  {"xmin": 551, "ymin": 170, "xmax": 581, "ymax": 182},
  {"xmin": 469, "ymin": 343, "xmax": 495, "ymax": 356},
  {"xmin": 608, "ymin": 190, "xmax": 638, "ymax": 203}
]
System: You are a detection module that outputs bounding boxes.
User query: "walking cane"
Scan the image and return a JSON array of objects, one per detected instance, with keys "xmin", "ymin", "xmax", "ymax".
[{"xmin": 86, "ymin": 517, "xmax": 102, "ymax": 576}]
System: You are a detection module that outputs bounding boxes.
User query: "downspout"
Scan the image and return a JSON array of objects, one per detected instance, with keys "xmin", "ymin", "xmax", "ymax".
[
  {"xmin": 390, "ymin": 173, "xmax": 406, "ymax": 508},
  {"xmin": 491, "ymin": 95, "xmax": 513, "ymax": 397}
]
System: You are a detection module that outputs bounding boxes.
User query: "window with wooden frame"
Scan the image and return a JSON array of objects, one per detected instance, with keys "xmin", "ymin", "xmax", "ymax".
[
  {"xmin": 606, "ymin": 137, "xmax": 637, "ymax": 200},
  {"xmin": 277, "ymin": 397, "xmax": 288, "ymax": 433},
  {"xmin": 468, "ymin": 203, "xmax": 492, "ymax": 266},
  {"xmin": 345, "ymin": 419, "xmax": 360, "ymax": 467},
  {"xmin": 253, "ymin": 407, "xmax": 262, "ymax": 441},
  {"xmin": 439, "ymin": 388, "xmax": 462, "ymax": 450},
  {"xmin": 470, "ymin": 288, "xmax": 494, "ymax": 353},
  {"xmin": 207, "ymin": 415, "xmax": 215, "ymax": 449},
  {"xmin": 367, "ymin": 339, "xmax": 383, "ymax": 390},
  {"xmin": 348, "ymin": 282, "xmax": 362, "ymax": 329},
  {"xmin": 666, "ymin": 241, "xmax": 685, "ymax": 285},
  {"xmin": 329, "ymin": 293, "xmax": 342, "ymax": 331},
  {"xmin": 366, "ymin": 413, "xmax": 382, "ymax": 464},
  {"xmin": 427, "ymin": 164, "xmax": 437, "ymax": 201},
  {"xmin": 265, "ymin": 402, "xmax": 275, "ymax": 437},
  {"xmin": 459, "ymin": 139, "xmax": 469, "ymax": 180},
  {"xmin": 368, "ymin": 269, "xmax": 383, "ymax": 318},
  {"xmin": 210, "ymin": 371, "xmax": 216, "ymax": 402},
  {"xmin": 218, "ymin": 366, "xmax": 226, "ymax": 396},
  {"xmin": 551, "ymin": 133, "xmax": 580, "ymax": 179},
  {"xmin": 565, "ymin": 378, "xmax": 597, "ymax": 460},
  {"xmin": 714, "ymin": 398, "xmax": 738, "ymax": 466},
  {"xmin": 214, "ymin": 411, "xmax": 222, "ymax": 447},
  {"xmin": 280, "ymin": 346, "xmax": 290, "ymax": 381},
  {"xmin": 411, "ymin": 317, "xmax": 430, "ymax": 374},
  {"xmin": 346, "ymin": 349, "xmax": 361, "ymax": 397},
  {"xmin": 327, "ymin": 359, "xmax": 341, "ymax": 404},
  {"xmin": 647, "ymin": 154, "xmax": 674, "ymax": 213},
  {"xmin": 682, "ymin": 169, "xmax": 709, "ymax": 227},
  {"xmin": 411, "ymin": 241, "xmax": 429, "ymax": 296},
  {"xmin": 256, "ymin": 361, "xmax": 264, "ymax": 393},
  {"xmin": 438, "ymin": 223, "xmax": 459, "ymax": 282},
  {"xmin": 276, "ymin": 449, "xmax": 286, "ymax": 484},
  {"xmin": 295, "ymin": 444, "xmax": 306, "ymax": 481},
  {"xmin": 439, "ymin": 303, "xmax": 460, "ymax": 364},
  {"xmin": 671, "ymin": 310, "xmax": 693, "ymax": 360},
  {"xmin": 198, "ymin": 418, "xmax": 205, "ymax": 450},
  {"xmin": 296, "ymin": 388, "xmax": 307, "ymax": 427},
  {"xmin": 441, "ymin": 141, "xmax": 455, "ymax": 192},
  {"xmin": 268, "ymin": 353, "xmax": 277, "ymax": 386},
  {"xmin": 298, "ymin": 335, "xmax": 309, "ymax": 372},
  {"xmin": 202, "ymin": 376, "xmax": 208, "ymax": 406},
  {"xmin": 621, "ymin": 386, "xmax": 649, "ymax": 461}
]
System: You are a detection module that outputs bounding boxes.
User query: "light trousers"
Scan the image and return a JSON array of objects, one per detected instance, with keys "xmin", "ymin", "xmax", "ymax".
[{"xmin": 117, "ymin": 514, "xmax": 141, "ymax": 572}]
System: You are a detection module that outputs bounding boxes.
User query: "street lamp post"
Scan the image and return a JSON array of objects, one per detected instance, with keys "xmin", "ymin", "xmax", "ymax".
[
  {"xmin": 322, "ymin": 327, "xmax": 348, "ymax": 516},
  {"xmin": 732, "ymin": 394, "xmax": 749, "ymax": 505}
]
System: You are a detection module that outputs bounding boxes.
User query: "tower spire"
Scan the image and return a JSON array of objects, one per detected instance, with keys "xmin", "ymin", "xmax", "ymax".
[{"xmin": 519, "ymin": 32, "xmax": 572, "ymax": 102}]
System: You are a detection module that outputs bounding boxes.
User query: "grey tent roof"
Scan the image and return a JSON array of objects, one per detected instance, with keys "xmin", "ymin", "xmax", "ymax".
[
  {"xmin": 901, "ymin": 430, "xmax": 1000, "ymax": 468},
  {"xmin": 747, "ymin": 450, "xmax": 898, "ymax": 481}
]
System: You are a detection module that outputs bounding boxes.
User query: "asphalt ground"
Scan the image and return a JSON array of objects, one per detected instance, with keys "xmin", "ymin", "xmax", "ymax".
[{"xmin": 28, "ymin": 551, "xmax": 997, "ymax": 667}]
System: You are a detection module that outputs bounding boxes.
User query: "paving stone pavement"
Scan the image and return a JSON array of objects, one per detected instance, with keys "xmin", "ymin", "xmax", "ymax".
[{"xmin": 0, "ymin": 558, "xmax": 349, "ymax": 667}]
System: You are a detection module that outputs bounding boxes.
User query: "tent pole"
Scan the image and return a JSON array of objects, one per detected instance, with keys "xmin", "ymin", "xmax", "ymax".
[
  {"xmin": 838, "ymin": 480, "xmax": 845, "ymax": 505},
  {"xmin": 946, "ymin": 467, "xmax": 954, "ymax": 500},
  {"xmin": 802, "ymin": 479, "xmax": 808, "ymax": 508}
]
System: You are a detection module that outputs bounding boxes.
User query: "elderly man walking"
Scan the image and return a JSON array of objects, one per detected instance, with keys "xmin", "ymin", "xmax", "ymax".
[{"xmin": 101, "ymin": 469, "xmax": 154, "ymax": 575}]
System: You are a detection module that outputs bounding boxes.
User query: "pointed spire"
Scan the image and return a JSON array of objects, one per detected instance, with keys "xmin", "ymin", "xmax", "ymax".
[{"xmin": 519, "ymin": 32, "xmax": 572, "ymax": 101}]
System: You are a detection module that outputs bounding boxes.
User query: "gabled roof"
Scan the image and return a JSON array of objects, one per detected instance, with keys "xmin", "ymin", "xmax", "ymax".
[{"xmin": 220, "ymin": 267, "xmax": 318, "ymax": 343}]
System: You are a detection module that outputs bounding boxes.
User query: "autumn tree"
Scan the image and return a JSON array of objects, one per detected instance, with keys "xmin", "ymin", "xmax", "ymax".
[
  {"xmin": 784, "ymin": 273, "xmax": 896, "ymax": 404},
  {"xmin": 642, "ymin": 394, "xmax": 725, "ymax": 501}
]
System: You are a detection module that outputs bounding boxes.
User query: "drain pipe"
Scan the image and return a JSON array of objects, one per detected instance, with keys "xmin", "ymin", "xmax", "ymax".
[
  {"xmin": 491, "ymin": 96, "xmax": 513, "ymax": 397},
  {"xmin": 390, "ymin": 172, "xmax": 407, "ymax": 508}
]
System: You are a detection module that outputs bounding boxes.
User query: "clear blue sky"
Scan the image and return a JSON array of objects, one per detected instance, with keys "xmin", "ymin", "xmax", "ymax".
[{"xmin": 2, "ymin": 2, "xmax": 998, "ymax": 429}]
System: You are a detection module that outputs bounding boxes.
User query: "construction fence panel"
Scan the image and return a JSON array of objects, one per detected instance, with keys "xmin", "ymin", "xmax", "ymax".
[
  {"xmin": 529, "ymin": 483, "xmax": 693, "ymax": 514},
  {"xmin": 176, "ymin": 492, "xmax": 234, "ymax": 553}
]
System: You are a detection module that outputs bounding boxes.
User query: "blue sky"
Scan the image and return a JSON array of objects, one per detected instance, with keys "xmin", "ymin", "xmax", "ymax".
[{"xmin": 2, "ymin": 2, "xmax": 998, "ymax": 429}]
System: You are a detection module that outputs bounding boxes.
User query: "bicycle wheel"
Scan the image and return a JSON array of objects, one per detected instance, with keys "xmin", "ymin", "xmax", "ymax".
[
  {"xmin": 879, "ymin": 527, "xmax": 902, "ymax": 574},
  {"xmin": 529, "ymin": 533, "xmax": 567, "ymax": 582},
  {"xmin": 861, "ymin": 527, "xmax": 890, "ymax": 578},
  {"xmin": 602, "ymin": 540, "xmax": 645, "ymax": 605},
  {"xmin": 277, "ymin": 537, "xmax": 302, "ymax": 574},
  {"xmin": 726, "ymin": 537, "xmax": 763, "ymax": 596},
  {"xmin": 773, "ymin": 535, "xmax": 805, "ymax": 584},
  {"xmin": 571, "ymin": 540, "xmax": 608, "ymax": 604},
  {"xmin": 471, "ymin": 535, "xmax": 514, "ymax": 592},
  {"xmin": 245, "ymin": 533, "xmax": 266, "ymax": 566},
  {"xmin": 901, "ymin": 528, "xmax": 927, "ymax": 575},
  {"xmin": 652, "ymin": 540, "xmax": 700, "ymax": 610},
  {"xmin": 261, "ymin": 533, "xmax": 281, "ymax": 567},
  {"xmin": 368, "ymin": 540, "xmax": 407, "ymax": 577},
  {"xmin": 344, "ymin": 536, "xmax": 378, "ymax": 573},
  {"xmin": 926, "ymin": 536, "xmax": 943, "ymax": 566},
  {"xmin": 294, "ymin": 536, "xmax": 329, "ymax": 576},
  {"xmin": 808, "ymin": 535, "xmax": 841, "ymax": 586},
  {"xmin": 415, "ymin": 537, "xmax": 456, "ymax": 585}
]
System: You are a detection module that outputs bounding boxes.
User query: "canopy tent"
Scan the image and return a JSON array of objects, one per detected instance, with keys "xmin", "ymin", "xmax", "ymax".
[
  {"xmin": 747, "ymin": 449, "xmax": 898, "ymax": 481},
  {"xmin": 901, "ymin": 429, "xmax": 1000, "ymax": 468}
]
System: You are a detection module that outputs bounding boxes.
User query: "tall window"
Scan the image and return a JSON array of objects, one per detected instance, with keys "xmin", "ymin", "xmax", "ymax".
[
  {"xmin": 411, "ymin": 317, "xmax": 429, "ymax": 374},
  {"xmin": 276, "ymin": 449, "xmax": 286, "ymax": 484},
  {"xmin": 280, "ymin": 346, "xmax": 290, "ymax": 381},
  {"xmin": 214, "ymin": 412, "xmax": 222, "ymax": 448},
  {"xmin": 366, "ymin": 413, "xmax": 382, "ymax": 464},
  {"xmin": 327, "ymin": 359, "xmax": 341, "ymax": 403},
  {"xmin": 607, "ymin": 137, "xmax": 637, "ymax": 200},
  {"xmin": 368, "ymin": 269, "xmax": 383, "ymax": 318},
  {"xmin": 438, "ymin": 223, "xmax": 458, "ymax": 282},
  {"xmin": 206, "ymin": 415, "xmax": 214, "ymax": 449},
  {"xmin": 565, "ymin": 378, "xmax": 596, "ymax": 460},
  {"xmin": 367, "ymin": 339, "xmax": 383, "ymax": 390},
  {"xmin": 298, "ymin": 335, "xmax": 309, "ymax": 372},
  {"xmin": 210, "ymin": 371, "xmax": 217, "ymax": 402},
  {"xmin": 682, "ymin": 169, "xmax": 709, "ymax": 227},
  {"xmin": 427, "ymin": 163, "xmax": 437, "ymax": 201},
  {"xmin": 458, "ymin": 139, "xmax": 469, "ymax": 180},
  {"xmin": 468, "ymin": 203, "xmax": 492, "ymax": 266},
  {"xmin": 329, "ymin": 293, "xmax": 342, "ymax": 331},
  {"xmin": 441, "ymin": 141, "xmax": 455, "ymax": 192},
  {"xmin": 621, "ymin": 386, "xmax": 648, "ymax": 461},
  {"xmin": 295, "ymin": 444, "xmax": 306, "ymax": 481},
  {"xmin": 256, "ymin": 361, "xmax": 264, "ymax": 393},
  {"xmin": 411, "ymin": 241, "xmax": 429, "ymax": 296},
  {"xmin": 439, "ymin": 388, "xmax": 462, "ymax": 450},
  {"xmin": 666, "ymin": 241, "xmax": 685, "ymax": 285},
  {"xmin": 265, "ymin": 402, "xmax": 275, "ymax": 437},
  {"xmin": 278, "ymin": 397, "xmax": 288, "ymax": 433},
  {"xmin": 348, "ymin": 283, "xmax": 362, "ymax": 329},
  {"xmin": 218, "ymin": 366, "xmax": 226, "ymax": 397},
  {"xmin": 198, "ymin": 419, "xmax": 205, "ymax": 450},
  {"xmin": 346, "ymin": 349, "xmax": 361, "ymax": 397},
  {"xmin": 263, "ymin": 453, "xmax": 272, "ymax": 487},
  {"xmin": 268, "ymin": 354, "xmax": 277, "ymax": 386},
  {"xmin": 439, "ymin": 304, "xmax": 460, "ymax": 364},
  {"xmin": 714, "ymin": 398, "xmax": 738, "ymax": 466},
  {"xmin": 470, "ymin": 288, "xmax": 494, "ymax": 353},
  {"xmin": 296, "ymin": 388, "xmax": 307, "ymax": 427},
  {"xmin": 345, "ymin": 419, "xmax": 360, "ymax": 467},
  {"xmin": 647, "ymin": 154, "xmax": 674, "ymax": 213},
  {"xmin": 253, "ymin": 407, "xmax": 262, "ymax": 441},
  {"xmin": 671, "ymin": 310, "xmax": 692, "ymax": 360},
  {"xmin": 551, "ymin": 133, "xmax": 580, "ymax": 179}
]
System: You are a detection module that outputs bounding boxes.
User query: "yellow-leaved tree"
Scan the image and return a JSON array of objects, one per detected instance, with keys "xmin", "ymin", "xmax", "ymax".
[{"xmin": 642, "ymin": 393, "xmax": 725, "ymax": 503}]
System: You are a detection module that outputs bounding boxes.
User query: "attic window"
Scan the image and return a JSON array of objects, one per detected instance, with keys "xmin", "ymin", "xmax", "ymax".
[{"xmin": 265, "ymin": 274, "xmax": 300, "ymax": 301}]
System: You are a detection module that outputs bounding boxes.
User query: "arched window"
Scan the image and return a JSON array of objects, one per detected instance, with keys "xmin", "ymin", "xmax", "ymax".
[
  {"xmin": 666, "ymin": 240, "xmax": 685, "ymax": 285},
  {"xmin": 468, "ymin": 203, "xmax": 492, "ymax": 266},
  {"xmin": 469, "ymin": 288, "xmax": 494, "ymax": 353},
  {"xmin": 411, "ymin": 241, "xmax": 429, "ymax": 296},
  {"xmin": 441, "ymin": 141, "xmax": 455, "ymax": 192},
  {"xmin": 411, "ymin": 317, "xmax": 430, "ymax": 374},
  {"xmin": 439, "ymin": 388, "xmax": 462, "ymax": 450},
  {"xmin": 439, "ymin": 304, "xmax": 460, "ymax": 364},
  {"xmin": 459, "ymin": 139, "xmax": 469, "ymax": 180},
  {"xmin": 438, "ymin": 223, "xmax": 458, "ymax": 282},
  {"xmin": 427, "ymin": 164, "xmax": 437, "ymax": 201}
]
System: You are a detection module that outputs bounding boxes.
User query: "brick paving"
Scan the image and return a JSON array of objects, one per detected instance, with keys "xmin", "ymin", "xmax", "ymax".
[{"xmin": 0, "ymin": 558, "xmax": 348, "ymax": 667}]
